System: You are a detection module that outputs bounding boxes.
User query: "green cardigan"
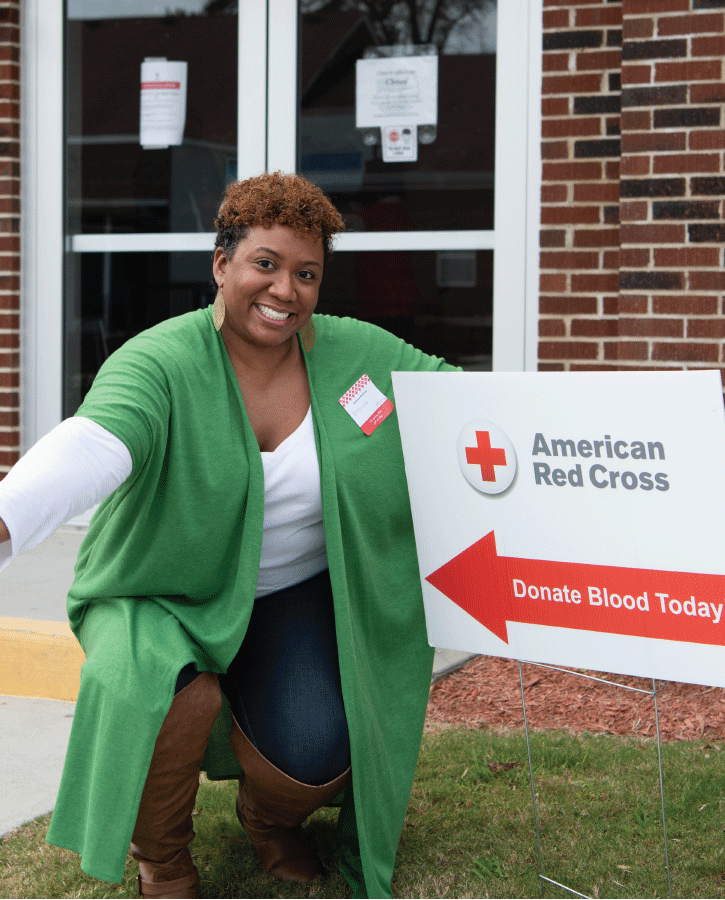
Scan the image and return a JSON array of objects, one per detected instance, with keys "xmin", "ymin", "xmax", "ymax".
[{"xmin": 46, "ymin": 309, "xmax": 453, "ymax": 897}]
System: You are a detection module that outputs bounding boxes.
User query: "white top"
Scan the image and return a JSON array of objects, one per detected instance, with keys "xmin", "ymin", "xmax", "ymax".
[
  {"xmin": 0, "ymin": 411, "xmax": 328, "ymax": 598},
  {"xmin": 256, "ymin": 406, "xmax": 327, "ymax": 597}
]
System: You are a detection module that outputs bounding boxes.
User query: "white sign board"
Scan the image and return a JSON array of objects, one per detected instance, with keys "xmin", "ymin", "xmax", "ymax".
[
  {"xmin": 355, "ymin": 56, "xmax": 437, "ymax": 127},
  {"xmin": 393, "ymin": 370, "xmax": 725, "ymax": 689},
  {"xmin": 140, "ymin": 58, "xmax": 188, "ymax": 149}
]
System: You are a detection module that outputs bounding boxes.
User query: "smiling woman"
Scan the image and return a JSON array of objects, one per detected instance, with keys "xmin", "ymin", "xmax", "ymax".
[{"xmin": 0, "ymin": 171, "xmax": 461, "ymax": 898}]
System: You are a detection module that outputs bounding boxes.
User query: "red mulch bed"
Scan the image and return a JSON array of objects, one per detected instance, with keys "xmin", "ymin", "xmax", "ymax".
[{"xmin": 426, "ymin": 655, "xmax": 725, "ymax": 742}]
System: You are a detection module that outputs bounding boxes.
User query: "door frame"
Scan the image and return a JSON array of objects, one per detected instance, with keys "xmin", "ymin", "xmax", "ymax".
[{"xmin": 21, "ymin": 0, "xmax": 542, "ymax": 450}]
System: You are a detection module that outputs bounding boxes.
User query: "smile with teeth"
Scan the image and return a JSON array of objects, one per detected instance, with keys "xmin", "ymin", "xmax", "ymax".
[{"xmin": 256, "ymin": 303, "xmax": 291, "ymax": 322}]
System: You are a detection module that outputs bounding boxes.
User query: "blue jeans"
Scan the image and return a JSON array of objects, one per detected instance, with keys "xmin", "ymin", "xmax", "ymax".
[{"xmin": 177, "ymin": 570, "xmax": 350, "ymax": 786}]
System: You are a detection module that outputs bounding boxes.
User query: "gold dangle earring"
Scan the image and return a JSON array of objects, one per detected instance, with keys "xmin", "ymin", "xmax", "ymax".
[{"xmin": 213, "ymin": 286, "xmax": 226, "ymax": 331}]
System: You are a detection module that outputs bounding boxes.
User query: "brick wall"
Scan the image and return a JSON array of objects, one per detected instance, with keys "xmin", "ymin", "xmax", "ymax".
[
  {"xmin": 539, "ymin": 0, "xmax": 725, "ymax": 380},
  {"xmin": 0, "ymin": 0, "xmax": 19, "ymax": 470}
]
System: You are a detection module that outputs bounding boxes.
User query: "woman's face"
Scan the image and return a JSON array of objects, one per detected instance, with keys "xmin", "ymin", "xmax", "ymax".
[{"xmin": 213, "ymin": 224, "xmax": 324, "ymax": 352}]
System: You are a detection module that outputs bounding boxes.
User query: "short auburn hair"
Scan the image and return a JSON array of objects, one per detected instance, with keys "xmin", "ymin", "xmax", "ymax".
[{"xmin": 214, "ymin": 171, "xmax": 345, "ymax": 259}]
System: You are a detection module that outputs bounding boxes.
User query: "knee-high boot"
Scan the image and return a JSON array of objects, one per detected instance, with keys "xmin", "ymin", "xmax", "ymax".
[
  {"xmin": 131, "ymin": 672, "xmax": 222, "ymax": 899},
  {"xmin": 229, "ymin": 716, "xmax": 351, "ymax": 883}
]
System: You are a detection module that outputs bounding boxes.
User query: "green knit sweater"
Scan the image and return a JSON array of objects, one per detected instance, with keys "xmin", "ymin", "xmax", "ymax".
[{"xmin": 46, "ymin": 309, "xmax": 454, "ymax": 897}]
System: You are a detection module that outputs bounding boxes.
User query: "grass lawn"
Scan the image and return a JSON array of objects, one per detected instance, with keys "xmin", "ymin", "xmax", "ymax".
[{"xmin": 2, "ymin": 726, "xmax": 725, "ymax": 898}]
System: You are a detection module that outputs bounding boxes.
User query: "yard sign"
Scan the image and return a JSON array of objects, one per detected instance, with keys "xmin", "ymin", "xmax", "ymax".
[{"xmin": 392, "ymin": 370, "xmax": 725, "ymax": 689}]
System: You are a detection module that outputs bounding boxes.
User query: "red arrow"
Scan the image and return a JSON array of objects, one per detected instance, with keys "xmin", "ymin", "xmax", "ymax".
[{"xmin": 425, "ymin": 531, "xmax": 725, "ymax": 646}]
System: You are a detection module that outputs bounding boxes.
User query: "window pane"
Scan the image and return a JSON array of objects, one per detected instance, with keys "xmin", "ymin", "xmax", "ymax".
[
  {"xmin": 299, "ymin": 1, "xmax": 496, "ymax": 231},
  {"xmin": 320, "ymin": 249, "xmax": 492, "ymax": 370},
  {"xmin": 65, "ymin": 3, "xmax": 237, "ymax": 237},
  {"xmin": 64, "ymin": 251, "xmax": 215, "ymax": 416}
]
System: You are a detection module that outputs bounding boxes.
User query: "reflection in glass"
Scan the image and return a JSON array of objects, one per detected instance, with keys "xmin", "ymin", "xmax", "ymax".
[
  {"xmin": 319, "ymin": 250, "xmax": 493, "ymax": 370},
  {"xmin": 65, "ymin": 4, "xmax": 237, "ymax": 237},
  {"xmin": 64, "ymin": 252, "xmax": 216, "ymax": 416},
  {"xmin": 299, "ymin": 1, "xmax": 496, "ymax": 231}
]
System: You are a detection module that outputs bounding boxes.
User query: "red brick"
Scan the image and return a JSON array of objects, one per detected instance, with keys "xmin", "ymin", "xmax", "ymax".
[
  {"xmin": 572, "ymin": 272, "xmax": 620, "ymax": 292},
  {"xmin": 540, "ymin": 273, "xmax": 567, "ymax": 292},
  {"xmin": 543, "ymin": 53, "xmax": 571, "ymax": 73},
  {"xmin": 540, "ymin": 227, "xmax": 567, "ymax": 245},
  {"xmin": 620, "ymin": 223, "xmax": 686, "ymax": 242},
  {"xmin": 602, "ymin": 250, "xmax": 620, "ymax": 268},
  {"xmin": 602, "ymin": 297, "xmax": 619, "ymax": 315},
  {"xmin": 656, "ymin": 60, "xmax": 722, "ymax": 84},
  {"xmin": 621, "ymin": 248, "xmax": 651, "ymax": 267},
  {"xmin": 689, "ymin": 271, "xmax": 725, "ymax": 290},
  {"xmin": 543, "ymin": 8, "xmax": 570, "ymax": 28},
  {"xmin": 0, "ymin": 372, "xmax": 19, "ymax": 388},
  {"xmin": 605, "ymin": 160, "xmax": 620, "ymax": 180},
  {"xmin": 689, "ymin": 130, "xmax": 725, "ymax": 151},
  {"xmin": 692, "ymin": 36, "xmax": 725, "ymax": 59},
  {"xmin": 539, "ymin": 297, "xmax": 599, "ymax": 315},
  {"xmin": 576, "ymin": 50, "xmax": 622, "ymax": 71},
  {"xmin": 653, "ymin": 341, "xmax": 719, "ymax": 363},
  {"xmin": 538, "ymin": 363, "xmax": 566, "ymax": 371},
  {"xmin": 605, "ymin": 342, "xmax": 649, "ymax": 361},
  {"xmin": 618, "ymin": 295, "xmax": 649, "ymax": 314},
  {"xmin": 543, "ymin": 161, "xmax": 603, "ymax": 181},
  {"xmin": 573, "ymin": 182, "xmax": 619, "ymax": 202},
  {"xmin": 653, "ymin": 153, "xmax": 720, "ymax": 174},
  {"xmin": 688, "ymin": 320, "xmax": 725, "ymax": 339},
  {"xmin": 622, "ymin": 64, "xmax": 652, "ymax": 85},
  {"xmin": 623, "ymin": 17, "xmax": 655, "ymax": 41},
  {"xmin": 540, "ymin": 250, "xmax": 600, "ymax": 269},
  {"xmin": 542, "ymin": 141, "xmax": 569, "ymax": 159},
  {"xmin": 690, "ymin": 83, "xmax": 725, "ymax": 104},
  {"xmin": 658, "ymin": 13, "xmax": 724, "ymax": 37},
  {"xmin": 541, "ymin": 206, "xmax": 601, "ymax": 225},
  {"xmin": 542, "ymin": 117, "xmax": 603, "ymax": 138},
  {"xmin": 653, "ymin": 295, "xmax": 718, "ymax": 315},
  {"xmin": 544, "ymin": 0, "xmax": 610, "ymax": 6},
  {"xmin": 620, "ymin": 200, "xmax": 648, "ymax": 221},
  {"xmin": 541, "ymin": 184, "xmax": 568, "ymax": 203},
  {"xmin": 654, "ymin": 247, "xmax": 720, "ymax": 267},
  {"xmin": 539, "ymin": 341, "xmax": 599, "ymax": 360},
  {"xmin": 619, "ymin": 318, "xmax": 683, "ymax": 338},
  {"xmin": 621, "ymin": 155, "xmax": 651, "ymax": 176},
  {"xmin": 623, "ymin": 0, "xmax": 688, "ymax": 11},
  {"xmin": 0, "ymin": 312, "xmax": 18, "ymax": 329},
  {"xmin": 621, "ymin": 109, "xmax": 652, "ymax": 130},
  {"xmin": 573, "ymin": 227, "xmax": 620, "ymax": 247},
  {"xmin": 571, "ymin": 318, "xmax": 618, "ymax": 337},
  {"xmin": 539, "ymin": 320, "xmax": 566, "ymax": 337},
  {"xmin": 542, "ymin": 73, "xmax": 604, "ymax": 95},
  {"xmin": 0, "ymin": 449, "xmax": 19, "ymax": 467},
  {"xmin": 542, "ymin": 97, "xmax": 570, "ymax": 116},
  {"xmin": 622, "ymin": 132, "xmax": 685, "ymax": 153},
  {"xmin": 575, "ymin": 8, "xmax": 622, "ymax": 27}
]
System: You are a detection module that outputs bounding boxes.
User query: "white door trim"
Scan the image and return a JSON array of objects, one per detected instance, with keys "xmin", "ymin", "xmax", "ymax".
[{"xmin": 21, "ymin": 0, "xmax": 64, "ymax": 451}]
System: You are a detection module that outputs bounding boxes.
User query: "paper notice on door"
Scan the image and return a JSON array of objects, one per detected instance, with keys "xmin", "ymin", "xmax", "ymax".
[
  {"xmin": 140, "ymin": 58, "xmax": 188, "ymax": 149},
  {"xmin": 382, "ymin": 125, "xmax": 418, "ymax": 162},
  {"xmin": 356, "ymin": 56, "xmax": 437, "ymax": 127}
]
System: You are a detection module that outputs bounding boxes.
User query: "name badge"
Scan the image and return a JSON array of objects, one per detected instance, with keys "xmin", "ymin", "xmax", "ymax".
[{"xmin": 339, "ymin": 374, "xmax": 394, "ymax": 435}]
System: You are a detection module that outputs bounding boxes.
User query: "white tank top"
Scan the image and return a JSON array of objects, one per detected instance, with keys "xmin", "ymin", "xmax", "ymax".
[{"xmin": 256, "ymin": 406, "xmax": 328, "ymax": 597}]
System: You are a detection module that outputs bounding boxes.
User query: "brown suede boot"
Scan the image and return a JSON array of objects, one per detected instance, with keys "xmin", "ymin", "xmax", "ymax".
[
  {"xmin": 131, "ymin": 672, "xmax": 222, "ymax": 899},
  {"xmin": 229, "ymin": 716, "xmax": 350, "ymax": 883}
]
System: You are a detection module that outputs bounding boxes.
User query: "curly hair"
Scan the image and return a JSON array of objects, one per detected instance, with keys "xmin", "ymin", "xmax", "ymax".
[{"xmin": 214, "ymin": 171, "xmax": 345, "ymax": 260}]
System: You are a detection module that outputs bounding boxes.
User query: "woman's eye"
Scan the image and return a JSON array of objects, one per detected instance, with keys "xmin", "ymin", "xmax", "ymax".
[
  {"xmin": 257, "ymin": 259, "xmax": 274, "ymax": 269},
  {"xmin": 298, "ymin": 270, "xmax": 315, "ymax": 280}
]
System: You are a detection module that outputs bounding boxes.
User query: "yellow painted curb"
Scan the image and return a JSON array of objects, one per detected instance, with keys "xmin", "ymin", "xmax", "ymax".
[{"xmin": 0, "ymin": 617, "xmax": 84, "ymax": 702}]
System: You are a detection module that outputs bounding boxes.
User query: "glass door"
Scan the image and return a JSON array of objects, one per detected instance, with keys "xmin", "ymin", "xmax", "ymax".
[
  {"xmin": 63, "ymin": 0, "xmax": 265, "ymax": 416},
  {"xmin": 268, "ymin": 0, "xmax": 499, "ymax": 370}
]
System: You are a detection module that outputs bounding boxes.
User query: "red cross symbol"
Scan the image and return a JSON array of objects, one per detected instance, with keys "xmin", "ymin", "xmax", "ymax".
[{"xmin": 465, "ymin": 430, "xmax": 507, "ymax": 482}]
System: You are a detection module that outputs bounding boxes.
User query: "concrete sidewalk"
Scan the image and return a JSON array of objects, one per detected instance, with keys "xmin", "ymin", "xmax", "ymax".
[{"xmin": 0, "ymin": 528, "xmax": 474, "ymax": 837}]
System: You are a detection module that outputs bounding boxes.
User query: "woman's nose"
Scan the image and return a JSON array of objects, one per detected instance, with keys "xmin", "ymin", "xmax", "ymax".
[{"xmin": 268, "ymin": 271, "xmax": 295, "ymax": 301}]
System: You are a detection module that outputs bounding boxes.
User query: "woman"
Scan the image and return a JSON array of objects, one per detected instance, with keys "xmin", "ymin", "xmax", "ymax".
[{"xmin": 0, "ymin": 172, "xmax": 454, "ymax": 898}]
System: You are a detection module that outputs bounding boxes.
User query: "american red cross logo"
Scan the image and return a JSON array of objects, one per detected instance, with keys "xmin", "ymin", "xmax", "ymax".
[{"xmin": 465, "ymin": 430, "xmax": 507, "ymax": 482}]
